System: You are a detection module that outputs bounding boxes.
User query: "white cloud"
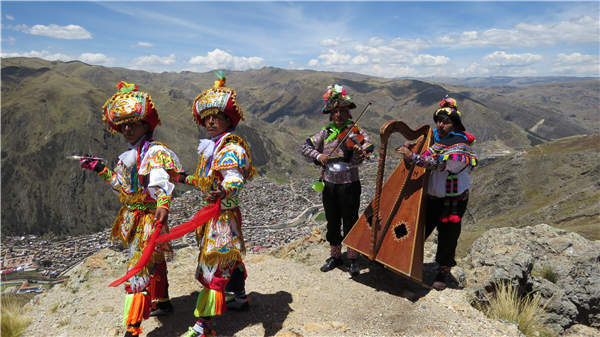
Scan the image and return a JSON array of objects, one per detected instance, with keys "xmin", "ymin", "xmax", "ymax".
[
  {"xmin": 315, "ymin": 49, "xmax": 352, "ymax": 66},
  {"xmin": 556, "ymin": 52, "xmax": 598, "ymax": 65},
  {"xmin": 136, "ymin": 42, "xmax": 154, "ymax": 47},
  {"xmin": 554, "ymin": 52, "xmax": 600, "ymax": 75},
  {"xmin": 484, "ymin": 51, "xmax": 542, "ymax": 66},
  {"xmin": 17, "ymin": 24, "xmax": 92, "ymax": 40},
  {"xmin": 320, "ymin": 37, "xmax": 353, "ymax": 48},
  {"xmin": 552, "ymin": 64, "xmax": 600, "ymax": 75},
  {"xmin": 188, "ymin": 49, "xmax": 264, "ymax": 71},
  {"xmin": 437, "ymin": 15, "xmax": 598, "ymax": 48},
  {"xmin": 457, "ymin": 63, "xmax": 491, "ymax": 76},
  {"xmin": 351, "ymin": 55, "xmax": 369, "ymax": 65},
  {"xmin": 308, "ymin": 59, "xmax": 319, "ymax": 66},
  {"xmin": 133, "ymin": 54, "xmax": 176, "ymax": 66},
  {"xmin": 388, "ymin": 37, "xmax": 430, "ymax": 52},
  {"xmin": 1, "ymin": 50, "xmax": 72, "ymax": 61},
  {"xmin": 79, "ymin": 53, "xmax": 114, "ymax": 65},
  {"xmin": 5, "ymin": 15, "xmax": 14, "ymax": 21},
  {"xmin": 366, "ymin": 37, "xmax": 384, "ymax": 46},
  {"xmin": 412, "ymin": 54, "xmax": 450, "ymax": 66},
  {"xmin": 367, "ymin": 64, "xmax": 418, "ymax": 78}
]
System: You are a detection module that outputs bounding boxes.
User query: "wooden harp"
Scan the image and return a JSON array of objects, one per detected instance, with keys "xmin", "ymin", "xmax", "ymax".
[{"xmin": 343, "ymin": 121, "xmax": 432, "ymax": 284}]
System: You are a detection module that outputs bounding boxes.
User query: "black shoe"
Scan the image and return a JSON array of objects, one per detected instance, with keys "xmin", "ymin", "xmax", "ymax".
[
  {"xmin": 226, "ymin": 295, "xmax": 250, "ymax": 311},
  {"xmin": 432, "ymin": 267, "xmax": 450, "ymax": 291},
  {"xmin": 320, "ymin": 257, "xmax": 343, "ymax": 272},
  {"xmin": 149, "ymin": 301, "xmax": 173, "ymax": 316},
  {"xmin": 348, "ymin": 259, "xmax": 360, "ymax": 277}
]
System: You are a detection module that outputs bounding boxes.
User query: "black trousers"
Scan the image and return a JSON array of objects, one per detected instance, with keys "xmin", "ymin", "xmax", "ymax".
[
  {"xmin": 425, "ymin": 196, "xmax": 469, "ymax": 268},
  {"xmin": 225, "ymin": 263, "xmax": 245, "ymax": 295},
  {"xmin": 322, "ymin": 181, "xmax": 362, "ymax": 246}
]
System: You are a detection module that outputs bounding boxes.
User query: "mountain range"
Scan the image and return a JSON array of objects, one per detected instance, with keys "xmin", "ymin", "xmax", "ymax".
[{"xmin": 1, "ymin": 57, "xmax": 598, "ymax": 237}]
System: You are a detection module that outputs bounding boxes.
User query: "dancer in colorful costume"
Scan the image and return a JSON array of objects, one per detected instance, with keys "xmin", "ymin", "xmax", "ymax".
[
  {"xmin": 80, "ymin": 81, "xmax": 183, "ymax": 337},
  {"xmin": 300, "ymin": 84, "xmax": 374, "ymax": 277},
  {"xmin": 396, "ymin": 96, "xmax": 477, "ymax": 290},
  {"xmin": 180, "ymin": 74, "xmax": 256, "ymax": 337}
]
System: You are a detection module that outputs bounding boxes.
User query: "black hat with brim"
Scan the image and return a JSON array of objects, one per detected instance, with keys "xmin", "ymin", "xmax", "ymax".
[{"xmin": 322, "ymin": 99, "xmax": 357, "ymax": 114}]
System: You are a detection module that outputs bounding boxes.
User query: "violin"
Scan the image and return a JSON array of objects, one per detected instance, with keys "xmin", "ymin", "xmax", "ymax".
[{"xmin": 337, "ymin": 125, "xmax": 374, "ymax": 154}]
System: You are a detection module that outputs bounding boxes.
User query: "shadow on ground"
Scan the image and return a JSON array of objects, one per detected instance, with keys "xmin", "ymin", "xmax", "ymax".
[
  {"xmin": 334, "ymin": 254, "xmax": 456, "ymax": 302},
  {"xmin": 147, "ymin": 290, "xmax": 293, "ymax": 337}
]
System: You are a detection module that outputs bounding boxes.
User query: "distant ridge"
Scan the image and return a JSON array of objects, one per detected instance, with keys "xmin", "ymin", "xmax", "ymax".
[
  {"xmin": 1, "ymin": 57, "xmax": 598, "ymax": 236},
  {"xmin": 412, "ymin": 76, "xmax": 598, "ymax": 88}
]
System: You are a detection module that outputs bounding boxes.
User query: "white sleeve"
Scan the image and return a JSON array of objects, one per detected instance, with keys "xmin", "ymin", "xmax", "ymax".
[
  {"xmin": 146, "ymin": 168, "xmax": 174, "ymax": 199},
  {"xmin": 221, "ymin": 167, "xmax": 244, "ymax": 185}
]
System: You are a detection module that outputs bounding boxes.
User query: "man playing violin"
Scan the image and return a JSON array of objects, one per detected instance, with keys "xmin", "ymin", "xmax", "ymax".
[{"xmin": 300, "ymin": 84, "xmax": 374, "ymax": 277}]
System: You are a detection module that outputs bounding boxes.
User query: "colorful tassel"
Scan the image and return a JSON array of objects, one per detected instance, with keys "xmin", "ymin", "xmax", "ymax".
[
  {"xmin": 123, "ymin": 292, "xmax": 149, "ymax": 326},
  {"xmin": 194, "ymin": 288, "xmax": 225, "ymax": 317}
]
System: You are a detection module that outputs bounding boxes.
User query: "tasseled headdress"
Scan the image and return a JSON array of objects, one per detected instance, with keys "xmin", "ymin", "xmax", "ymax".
[
  {"xmin": 102, "ymin": 81, "xmax": 160, "ymax": 133},
  {"xmin": 192, "ymin": 71, "xmax": 244, "ymax": 127},
  {"xmin": 433, "ymin": 96, "xmax": 465, "ymax": 132}
]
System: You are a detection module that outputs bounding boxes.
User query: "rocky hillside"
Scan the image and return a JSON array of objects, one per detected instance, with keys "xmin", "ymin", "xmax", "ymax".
[
  {"xmin": 468, "ymin": 134, "xmax": 600, "ymax": 241},
  {"xmin": 20, "ymin": 223, "xmax": 599, "ymax": 337},
  {"xmin": 2, "ymin": 57, "xmax": 598, "ymax": 237}
]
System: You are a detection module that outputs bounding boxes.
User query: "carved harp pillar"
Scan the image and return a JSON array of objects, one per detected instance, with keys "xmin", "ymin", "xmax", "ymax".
[{"xmin": 343, "ymin": 121, "xmax": 432, "ymax": 284}]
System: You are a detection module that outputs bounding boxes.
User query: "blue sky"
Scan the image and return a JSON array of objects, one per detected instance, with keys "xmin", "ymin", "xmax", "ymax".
[{"xmin": 2, "ymin": 1, "xmax": 599, "ymax": 78}]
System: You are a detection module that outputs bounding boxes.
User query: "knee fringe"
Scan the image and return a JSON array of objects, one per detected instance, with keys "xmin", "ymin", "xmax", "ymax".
[{"xmin": 194, "ymin": 288, "xmax": 225, "ymax": 317}]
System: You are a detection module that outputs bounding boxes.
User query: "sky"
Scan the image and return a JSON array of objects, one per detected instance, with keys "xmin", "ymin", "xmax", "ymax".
[{"xmin": 1, "ymin": 1, "xmax": 599, "ymax": 78}]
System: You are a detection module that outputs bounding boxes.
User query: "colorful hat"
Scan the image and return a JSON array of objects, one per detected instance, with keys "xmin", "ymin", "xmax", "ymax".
[
  {"xmin": 433, "ymin": 96, "xmax": 465, "ymax": 132},
  {"xmin": 102, "ymin": 81, "xmax": 160, "ymax": 133},
  {"xmin": 193, "ymin": 72, "xmax": 244, "ymax": 128},
  {"xmin": 439, "ymin": 96, "xmax": 457, "ymax": 109},
  {"xmin": 321, "ymin": 84, "xmax": 356, "ymax": 114}
]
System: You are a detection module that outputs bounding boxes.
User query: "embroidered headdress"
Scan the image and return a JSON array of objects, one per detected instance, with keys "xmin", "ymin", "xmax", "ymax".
[
  {"xmin": 321, "ymin": 84, "xmax": 357, "ymax": 114},
  {"xmin": 193, "ymin": 72, "xmax": 244, "ymax": 128},
  {"xmin": 433, "ymin": 96, "xmax": 465, "ymax": 132},
  {"xmin": 102, "ymin": 81, "xmax": 160, "ymax": 133}
]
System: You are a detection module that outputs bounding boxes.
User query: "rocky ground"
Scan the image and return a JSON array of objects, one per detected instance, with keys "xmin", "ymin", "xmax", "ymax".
[
  {"xmin": 21, "ymin": 231, "xmax": 520, "ymax": 337},
  {"xmin": 21, "ymin": 223, "xmax": 600, "ymax": 337},
  {"xmin": 9, "ymin": 156, "xmax": 600, "ymax": 337}
]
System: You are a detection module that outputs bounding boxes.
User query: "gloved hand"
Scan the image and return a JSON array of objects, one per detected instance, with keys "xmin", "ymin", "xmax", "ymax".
[
  {"xmin": 128, "ymin": 275, "xmax": 150, "ymax": 293},
  {"xmin": 80, "ymin": 155, "xmax": 105, "ymax": 172}
]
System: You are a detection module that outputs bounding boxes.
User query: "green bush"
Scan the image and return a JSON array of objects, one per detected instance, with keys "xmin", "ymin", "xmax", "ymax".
[
  {"xmin": 315, "ymin": 212, "xmax": 327, "ymax": 222},
  {"xmin": 540, "ymin": 266, "xmax": 559, "ymax": 284}
]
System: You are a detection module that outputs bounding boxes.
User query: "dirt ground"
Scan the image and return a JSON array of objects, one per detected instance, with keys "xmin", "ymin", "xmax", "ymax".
[{"xmin": 23, "ymin": 231, "xmax": 525, "ymax": 337}]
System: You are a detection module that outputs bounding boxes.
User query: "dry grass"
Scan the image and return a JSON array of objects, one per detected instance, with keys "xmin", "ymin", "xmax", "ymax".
[
  {"xmin": 484, "ymin": 282, "xmax": 554, "ymax": 337},
  {"xmin": 1, "ymin": 294, "xmax": 32, "ymax": 337}
]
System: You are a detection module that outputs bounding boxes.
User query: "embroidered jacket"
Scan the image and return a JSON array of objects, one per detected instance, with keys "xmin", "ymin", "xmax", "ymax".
[
  {"xmin": 96, "ymin": 136, "xmax": 183, "ymax": 273},
  {"xmin": 184, "ymin": 132, "xmax": 256, "ymax": 267}
]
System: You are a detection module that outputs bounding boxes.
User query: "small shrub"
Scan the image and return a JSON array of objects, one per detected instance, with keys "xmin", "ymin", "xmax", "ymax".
[
  {"xmin": 540, "ymin": 266, "xmax": 559, "ymax": 284},
  {"xmin": 1, "ymin": 294, "xmax": 32, "ymax": 337},
  {"xmin": 315, "ymin": 212, "xmax": 327, "ymax": 222},
  {"xmin": 484, "ymin": 282, "xmax": 554, "ymax": 337}
]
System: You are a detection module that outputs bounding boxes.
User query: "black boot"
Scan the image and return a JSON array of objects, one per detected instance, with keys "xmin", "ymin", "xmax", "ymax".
[
  {"xmin": 320, "ymin": 257, "xmax": 343, "ymax": 272},
  {"xmin": 149, "ymin": 300, "xmax": 173, "ymax": 316},
  {"xmin": 348, "ymin": 259, "xmax": 360, "ymax": 277},
  {"xmin": 432, "ymin": 266, "xmax": 451, "ymax": 291}
]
